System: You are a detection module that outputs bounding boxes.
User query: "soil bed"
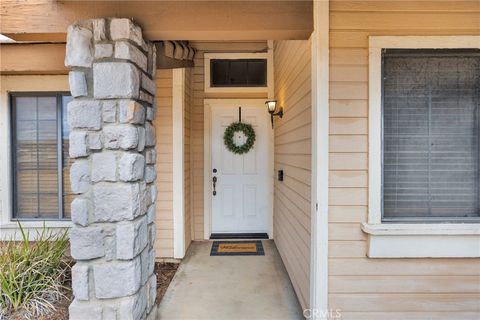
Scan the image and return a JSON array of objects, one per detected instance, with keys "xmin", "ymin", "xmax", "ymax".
[
  {"xmin": 155, "ymin": 262, "xmax": 179, "ymax": 304},
  {"xmin": 5, "ymin": 261, "xmax": 178, "ymax": 319}
]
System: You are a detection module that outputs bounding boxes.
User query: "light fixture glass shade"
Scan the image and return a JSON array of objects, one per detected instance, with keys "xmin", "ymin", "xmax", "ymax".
[{"xmin": 266, "ymin": 100, "xmax": 277, "ymax": 113}]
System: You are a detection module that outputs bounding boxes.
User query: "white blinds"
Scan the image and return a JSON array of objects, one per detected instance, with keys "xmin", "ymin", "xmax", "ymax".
[
  {"xmin": 382, "ymin": 49, "xmax": 480, "ymax": 221},
  {"xmin": 12, "ymin": 94, "xmax": 73, "ymax": 219}
]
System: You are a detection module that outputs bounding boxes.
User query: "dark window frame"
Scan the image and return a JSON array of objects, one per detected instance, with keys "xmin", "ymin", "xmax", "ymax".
[
  {"xmin": 210, "ymin": 58, "xmax": 268, "ymax": 88},
  {"xmin": 380, "ymin": 48, "xmax": 480, "ymax": 224},
  {"xmin": 10, "ymin": 92, "xmax": 71, "ymax": 221}
]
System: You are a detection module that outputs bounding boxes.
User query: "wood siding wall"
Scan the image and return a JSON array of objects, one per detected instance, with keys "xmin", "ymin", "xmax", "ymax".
[
  {"xmin": 154, "ymin": 69, "xmax": 174, "ymax": 257},
  {"xmin": 328, "ymin": 1, "xmax": 480, "ymax": 318},
  {"xmin": 273, "ymin": 40, "xmax": 312, "ymax": 310},
  {"xmin": 189, "ymin": 41, "xmax": 268, "ymax": 239},
  {"xmin": 153, "ymin": 42, "xmax": 267, "ymax": 257},
  {"xmin": 184, "ymin": 67, "xmax": 193, "ymax": 250}
]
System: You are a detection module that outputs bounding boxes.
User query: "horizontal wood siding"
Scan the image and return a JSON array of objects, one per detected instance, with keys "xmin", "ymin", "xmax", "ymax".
[
  {"xmin": 189, "ymin": 41, "xmax": 268, "ymax": 240},
  {"xmin": 328, "ymin": 1, "xmax": 480, "ymax": 317},
  {"xmin": 184, "ymin": 67, "xmax": 193, "ymax": 250},
  {"xmin": 154, "ymin": 69, "xmax": 174, "ymax": 257},
  {"xmin": 273, "ymin": 40, "xmax": 312, "ymax": 310}
]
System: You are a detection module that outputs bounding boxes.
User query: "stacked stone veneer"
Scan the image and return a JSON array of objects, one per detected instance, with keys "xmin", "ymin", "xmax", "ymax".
[{"xmin": 65, "ymin": 18, "xmax": 157, "ymax": 320}]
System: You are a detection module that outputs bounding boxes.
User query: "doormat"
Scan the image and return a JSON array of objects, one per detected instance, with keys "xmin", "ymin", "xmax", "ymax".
[
  {"xmin": 210, "ymin": 240, "xmax": 265, "ymax": 256},
  {"xmin": 210, "ymin": 233, "xmax": 269, "ymax": 240}
]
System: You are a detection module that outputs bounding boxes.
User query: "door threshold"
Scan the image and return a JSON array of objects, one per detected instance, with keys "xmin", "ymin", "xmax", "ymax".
[{"xmin": 210, "ymin": 233, "xmax": 269, "ymax": 240}]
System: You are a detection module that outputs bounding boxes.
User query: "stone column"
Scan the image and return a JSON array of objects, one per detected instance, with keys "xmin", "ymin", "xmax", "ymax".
[{"xmin": 65, "ymin": 18, "xmax": 157, "ymax": 320}]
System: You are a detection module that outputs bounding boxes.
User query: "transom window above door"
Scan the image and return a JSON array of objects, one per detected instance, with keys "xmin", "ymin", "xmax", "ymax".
[
  {"xmin": 382, "ymin": 49, "xmax": 480, "ymax": 223},
  {"xmin": 11, "ymin": 93, "xmax": 73, "ymax": 220},
  {"xmin": 210, "ymin": 59, "xmax": 267, "ymax": 87},
  {"xmin": 204, "ymin": 52, "xmax": 272, "ymax": 94}
]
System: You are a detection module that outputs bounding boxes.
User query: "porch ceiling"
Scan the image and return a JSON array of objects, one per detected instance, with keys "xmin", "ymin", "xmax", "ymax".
[{"xmin": 0, "ymin": 1, "xmax": 313, "ymax": 42}]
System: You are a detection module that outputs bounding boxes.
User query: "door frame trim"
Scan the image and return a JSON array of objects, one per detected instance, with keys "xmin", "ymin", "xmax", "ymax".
[
  {"xmin": 203, "ymin": 98, "xmax": 274, "ymax": 239},
  {"xmin": 310, "ymin": 0, "xmax": 329, "ymax": 316}
]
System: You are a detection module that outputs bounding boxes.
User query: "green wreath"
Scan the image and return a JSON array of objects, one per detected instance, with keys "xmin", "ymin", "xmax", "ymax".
[{"xmin": 223, "ymin": 122, "xmax": 256, "ymax": 155}]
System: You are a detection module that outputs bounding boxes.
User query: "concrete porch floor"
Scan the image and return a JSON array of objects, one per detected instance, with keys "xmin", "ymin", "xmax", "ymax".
[{"xmin": 157, "ymin": 240, "xmax": 303, "ymax": 320}]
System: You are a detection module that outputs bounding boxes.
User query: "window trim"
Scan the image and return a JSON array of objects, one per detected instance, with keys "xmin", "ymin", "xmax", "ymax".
[
  {"xmin": 10, "ymin": 92, "xmax": 70, "ymax": 221},
  {"xmin": 364, "ymin": 36, "xmax": 480, "ymax": 258},
  {"xmin": 204, "ymin": 52, "xmax": 273, "ymax": 94},
  {"xmin": 0, "ymin": 76, "xmax": 72, "ymax": 240}
]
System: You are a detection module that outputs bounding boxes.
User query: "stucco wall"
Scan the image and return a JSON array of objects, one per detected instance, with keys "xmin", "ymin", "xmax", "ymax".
[{"xmin": 328, "ymin": 1, "xmax": 480, "ymax": 318}]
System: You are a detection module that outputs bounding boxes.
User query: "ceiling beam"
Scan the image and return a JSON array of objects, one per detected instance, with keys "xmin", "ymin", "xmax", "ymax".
[
  {"xmin": 1, "ymin": 1, "xmax": 313, "ymax": 42},
  {"xmin": 0, "ymin": 43, "xmax": 68, "ymax": 74},
  {"xmin": 0, "ymin": 42, "xmax": 197, "ymax": 74}
]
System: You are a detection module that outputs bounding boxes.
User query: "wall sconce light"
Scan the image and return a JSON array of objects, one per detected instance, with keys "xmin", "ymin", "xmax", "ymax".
[{"xmin": 265, "ymin": 100, "xmax": 283, "ymax": 128}]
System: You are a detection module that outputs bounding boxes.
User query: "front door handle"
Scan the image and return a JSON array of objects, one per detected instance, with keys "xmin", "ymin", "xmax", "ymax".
[{"xmin": 212, "ymin": 176, "xmax": 217, "ymax": 196}]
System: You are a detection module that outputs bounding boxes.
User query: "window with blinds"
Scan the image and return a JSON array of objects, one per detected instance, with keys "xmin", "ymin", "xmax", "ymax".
[
  {"xmin": 382, "ymin": 49, "xmax": 480, "ymax": 222},
  {"xmin": 11, "ymin": 93, "xmax": 73, "ymax": 220}
]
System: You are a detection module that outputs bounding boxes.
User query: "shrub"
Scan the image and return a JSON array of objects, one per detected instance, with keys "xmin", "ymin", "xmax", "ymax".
[{"xmin": 0, "ymin": 223, "xmax": 71, "ymax": 319}]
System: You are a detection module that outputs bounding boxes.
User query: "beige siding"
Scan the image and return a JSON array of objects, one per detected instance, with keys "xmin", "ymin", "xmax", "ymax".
[
  {"xmin": 189, "ymin": 41, "xmax": 268, "ymax": 239},
  {"xmin": 154, "ymin": 69, "xmax": 174, "ymax": 257},
  {"xmin": 184, "ymin": 67, "xmax": 193, "ymax": 250},
  {"xmin": 328, "ymin": 1, "xmax": 480, "ymax": 317},
  {"xmin": 153, "ymin": 41, "xmax": 267, "ymax": 255},
  {"xmin": 273, "ymin": 40, "xmax": 312, "ymax": 310}
]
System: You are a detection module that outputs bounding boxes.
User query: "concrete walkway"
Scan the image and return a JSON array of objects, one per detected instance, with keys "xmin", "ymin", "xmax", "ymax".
[{"xmin": 157, "ymin": 240, "xmax": 303, "ymax": 320}]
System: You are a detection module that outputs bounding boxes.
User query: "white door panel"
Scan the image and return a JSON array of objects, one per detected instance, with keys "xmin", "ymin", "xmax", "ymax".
[{"xmin": 210, "ymin": 101, "xmax": 272, "ymax": 234}]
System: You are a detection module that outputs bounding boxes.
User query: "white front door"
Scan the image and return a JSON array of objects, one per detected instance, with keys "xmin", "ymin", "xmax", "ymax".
[{"xmin": 209, "ymin": 100, "xmax": 273, "ymax": 234}]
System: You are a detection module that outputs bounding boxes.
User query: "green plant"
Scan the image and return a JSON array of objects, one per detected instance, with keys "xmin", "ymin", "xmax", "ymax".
[{"xmin": 0, "ymin": 222, "xmax": 71, "ymax": 319}]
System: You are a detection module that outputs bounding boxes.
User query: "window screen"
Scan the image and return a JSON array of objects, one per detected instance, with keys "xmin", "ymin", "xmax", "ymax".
[
  {"xmin": 210, "ymin": 59, "xmax": 267, "ymax": 87},
  {"xmin": 382, "ymin": 49, "xmax": 480, "ymax": 222},
  {"xmin": 11, "ymin": 93, "xmax": 73, "ymax": 220}
]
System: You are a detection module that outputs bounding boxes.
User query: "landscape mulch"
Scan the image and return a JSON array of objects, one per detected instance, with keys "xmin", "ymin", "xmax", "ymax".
[{"xmin": 155, "ymin": 262, "xmax": 179, "ymax": 304}]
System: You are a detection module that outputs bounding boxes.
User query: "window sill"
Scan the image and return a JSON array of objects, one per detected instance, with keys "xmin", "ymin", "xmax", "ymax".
[
  {"xmin": 0, "ymin": 221, "xmax": 72, "ymax": 240},
  {"xmin": 361, "ymin": 223, "xmax": 480, "ymax": 258}
]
